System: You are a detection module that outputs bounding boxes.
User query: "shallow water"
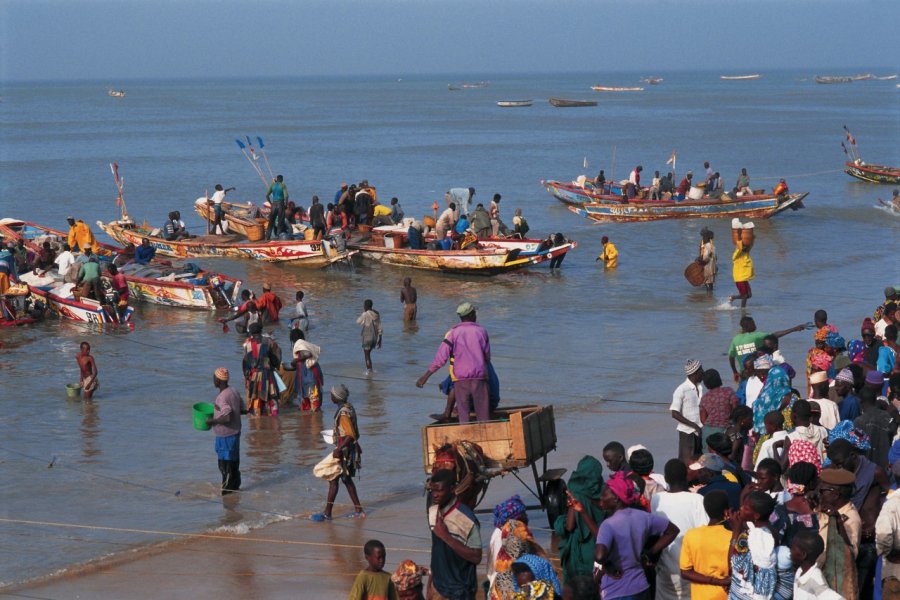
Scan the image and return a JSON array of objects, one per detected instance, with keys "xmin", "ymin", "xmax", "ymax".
[{"xmin": 1, "ymin": 71, "xmax": 898, "ymax": 585}]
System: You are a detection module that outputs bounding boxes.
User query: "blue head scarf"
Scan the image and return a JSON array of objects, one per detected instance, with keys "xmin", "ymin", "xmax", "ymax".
[
  {"xmin": 512, "ymin": 554, "xmax": 562, "ymax": 595},
  {"xmin": 752, "ymin": 365, "xmax": 792, "ymax": 434}
]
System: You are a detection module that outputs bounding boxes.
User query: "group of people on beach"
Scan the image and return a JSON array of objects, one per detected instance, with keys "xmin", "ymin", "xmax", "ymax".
[{"xmin": 346, "ymin": 287, "xmax": 900, "ymax": 600}]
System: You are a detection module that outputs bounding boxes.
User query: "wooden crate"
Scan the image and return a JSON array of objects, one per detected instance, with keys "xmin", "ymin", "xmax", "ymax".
[{"xmin": 421, "ymin": 405, "xmax": 556, "ymax": 472}]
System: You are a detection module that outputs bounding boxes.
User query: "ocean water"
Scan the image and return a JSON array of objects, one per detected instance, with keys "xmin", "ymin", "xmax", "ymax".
[{"xmin": 0, "ymin": 71, "xmax": 898, "ymax": 586}]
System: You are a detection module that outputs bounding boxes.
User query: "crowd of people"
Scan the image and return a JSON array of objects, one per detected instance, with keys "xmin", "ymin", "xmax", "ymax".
[
  {"xmin": 338, "ymin": 288, "xmax": 900, "ymax": 600},
  {"xmin": 590, "ymin": 162, "xmax": 791, "ymax": 204}
]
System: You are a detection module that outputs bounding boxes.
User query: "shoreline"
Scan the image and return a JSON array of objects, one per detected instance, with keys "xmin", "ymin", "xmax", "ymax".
[{"xmin": 6, "ymin": 408, "xmax": 672, "ymax": 597}]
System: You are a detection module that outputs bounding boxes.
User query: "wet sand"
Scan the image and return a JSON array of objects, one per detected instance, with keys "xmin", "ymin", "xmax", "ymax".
[{"xmin": 7, "ymin": 409, "xmax": 671, "ymax": 599}]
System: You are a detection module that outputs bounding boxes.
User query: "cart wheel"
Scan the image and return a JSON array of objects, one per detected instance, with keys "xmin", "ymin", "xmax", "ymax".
[{"xmin": 543, "ymin": 478, "xmax": 568, "ymax": 528}]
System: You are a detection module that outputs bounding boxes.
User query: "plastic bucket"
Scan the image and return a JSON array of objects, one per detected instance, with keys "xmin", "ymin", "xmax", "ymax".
[
  {"xmin": 66, "ymin": 383, "xmax": 82, "ymax": 399},
  {"xmin": 192, "ymin": 402, "xmax": 215, "ymax": 431}
]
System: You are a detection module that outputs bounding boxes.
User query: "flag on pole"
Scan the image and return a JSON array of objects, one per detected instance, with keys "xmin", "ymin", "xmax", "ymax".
[
  {"xmin": 235, "ymin": 139, "xmax": 246, "ymax": 149},
  {"xmin": 666, "ymin": 150, "xmax": 676, "ymax": 165},
  {"xmin": 846, "ymin": 132, "xmax": 856, "ymax": 145},
  {"xmin": 841, "ymin": 142, "xmax": 848, "ymax": 155},
  {"xmin": 583, "ymin": 157, "xmax": 589, "ymax": 169},
  {"xmin": 257, "ymin": 136, "xmax": 265, "ymax": 148}
]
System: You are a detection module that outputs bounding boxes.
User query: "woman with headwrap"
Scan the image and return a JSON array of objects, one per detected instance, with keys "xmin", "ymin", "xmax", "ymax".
[
  {"xmin": 509, "ymin": 554, "xmax": 562, "ymax": 598},
  {"xmin": 698, "ymin": 227, "xmax": 717, "ymax": 293},
  {"xmin": 595, "ymin": 471, "xmax": 679, "ymax": 599},
  {"xmin": 781, "ymin": 461, "xmax": 820, "ymax": 548},
  {"xmin": 391, "ymin": 560, "xmax": 430, "ymax": 600},
  {"xmin": 806, "ymin": 328, "xmax": 834, "ymax": 394},
  {"xmin": 553, "ymin": 455, "xmax": 604, "ymax": 582},
  {"xmin": 487, "ymin": 495, "xmax": 529, "ymax": 586},
  {"xmin": 489, "ymin": 520, "xmax": 547, "ymax": 600},
  {"xmin": 751, "ymin": 365, "xmax": 793, "ymax": 436}
]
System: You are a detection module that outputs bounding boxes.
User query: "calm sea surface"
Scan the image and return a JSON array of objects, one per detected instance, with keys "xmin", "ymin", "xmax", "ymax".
[{"xmin": 1, "ymin": 72, "xmax": 898, "ymax": 585}]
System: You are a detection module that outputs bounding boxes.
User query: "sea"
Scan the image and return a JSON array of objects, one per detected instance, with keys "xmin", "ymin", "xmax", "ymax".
[{"xmin": 0, "ymin": 71, "xmax": 898, "ymax": 586}]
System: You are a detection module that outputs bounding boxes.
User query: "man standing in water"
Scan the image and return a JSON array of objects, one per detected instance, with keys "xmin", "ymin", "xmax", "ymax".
[
  {"xmin": 400, "ymin": 277, "xmax": 417, "ymax": 323},
  {"xmin": 417, "ymin": 303, "xmax": 491, "ymax": 423},
  {"xmin": 206, "ymin": 367, "xmax": 246, "ymax": 495},
  {"xmin": 596, "ymin": 236, "xmax": 618, "ymax": 268},
  {"xmin": 76, "ymin": 342, "xmax": 98, "ymax": 400},
  {"xmin": 728, "ymin": 222, "xmax": 754, "ymax": 307},
  {"xmin": 311, "ymin": 384, "xmax": 365, "ymax": 521},
  {"xmin": 671, "ymin": 359, "xmax": 705, "ymax": 463},
  {"xmin": 356, "ymin": 299, "xmax": 383, "ymax": 374}
]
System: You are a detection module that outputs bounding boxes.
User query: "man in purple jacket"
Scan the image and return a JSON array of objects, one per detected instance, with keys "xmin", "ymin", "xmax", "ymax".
[{"xmin": 416, "ymin": 302, "xmax": 491, "ymax": 423}]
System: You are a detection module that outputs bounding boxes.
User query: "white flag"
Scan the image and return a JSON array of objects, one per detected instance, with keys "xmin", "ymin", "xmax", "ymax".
[
  {"xmin": 666, "ymin": 150, "xmax": 676, "ymax": 165},
  {"xmin": 583, "ymin": 157, "xmax": 589, "ymax": 169}
]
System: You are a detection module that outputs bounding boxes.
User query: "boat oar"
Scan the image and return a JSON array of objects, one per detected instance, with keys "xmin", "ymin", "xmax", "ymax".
[
  {"xmin": 235, "ymin": 139, "xmax": 269, "ymax": 189},
  {"xmin": 256, "ymin": 136, "xmax": 274, "ymax": 181}
]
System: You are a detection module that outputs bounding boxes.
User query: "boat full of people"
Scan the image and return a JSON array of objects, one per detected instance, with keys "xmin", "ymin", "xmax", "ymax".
[
  {"xmin": 348, "ymin": 224, "xmax": 575, "ymax": 275},
  {"xmin": 0, "ymin": 219, "xmax": 243, "ymax": 310},
  {"xmin": 97, "ymin": 219, "xmax": 356, "ymax": 266}
]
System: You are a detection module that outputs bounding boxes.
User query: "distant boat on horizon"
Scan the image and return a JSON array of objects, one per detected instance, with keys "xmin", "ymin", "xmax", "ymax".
[
  {"xmin": 591, "ymin": 86, "xmax": 644, "ymax": 92},
  {"xmin": 549, "ymin": 97, "xmax": 597, "ymax": 108},
  {"xmin": 640, "ymin": 77, "xmax": 663, "ymax": 85},
  {"xmin": 107, "ymin": 88, "xmax": 126, "ymax": 98},
  {"xmin": 496, "ymin": 100, "xmax": 533, "ymax": 107},
  {"xmin": 448, "ymin": 81, "xmax": 489, "ymax": 91},
  {"xmin": 815, "ymin": 76, "xmax": 853, "ymax": 84},
  {"xmin": 720, "ymin": 74, "xmax": 762, "ymax": 81},
  {"xmin": 875, "ymin": 74, "xmax": 897, "ymax": 81}
]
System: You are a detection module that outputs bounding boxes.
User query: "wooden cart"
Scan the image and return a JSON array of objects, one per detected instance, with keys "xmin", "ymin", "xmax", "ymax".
[{"xmin": 421, "ymin": 405, "xmax": 567, "ymax": 526}]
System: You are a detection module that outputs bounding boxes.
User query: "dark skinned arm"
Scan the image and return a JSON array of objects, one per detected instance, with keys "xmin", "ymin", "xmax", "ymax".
[
  {"xmin": 433, "ymin": 512, "xmax": 482, "ymax": 565},
  {"xmin": 672, "ymin": 410, "xmax": 702, "ymax": 433},
  {"xmin": 565, "ymin": 492, "xmax": 600, "ymax": 537},
  {"xmin": 681, "ymin": 568, "xmax": 730, "ymax": 588},
  {"xmin": 860, "ymin": 467, "xmax": 890, "ymax": 538},
  {"xmin": 729, "ymin": 355, "xmax": 739, "ymax": 380},
  {"xmin": 771, "ymin": 324, "xmax": 806, "ymax": 338},
  {"xmin": 647, "ymin": 522, "xmax": 680, "ymax": 557}
]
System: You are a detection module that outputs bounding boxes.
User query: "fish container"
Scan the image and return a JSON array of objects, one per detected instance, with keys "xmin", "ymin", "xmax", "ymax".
[
  {"xmin": 688, "ymin": 186, "xmax": 705, "ymax": 200},
  {"xmin": 192, "ymin": 402, "xmax": 215, "ymax": 431},
  {"xmin": 66, "ymin": 383, "xmax": 82, "ymax": 399},
  {"xmin": 741, "ymin": 222, "xmax": 755, "ymax": 246},
  {"xmin": 731, "ymin": 218, "xmax": 743, "ymax": 245},
  {"xmin": 321, "ymin": 429, "xmax": 336, "ymax": 445}
]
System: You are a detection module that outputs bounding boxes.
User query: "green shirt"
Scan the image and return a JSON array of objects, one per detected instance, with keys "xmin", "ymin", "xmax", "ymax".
[
  {"xmin": 348, "ymin": 570, "xmax": 398, "ymax": 600},
  {"xmin": 728, "ymin": 331, "xmax": 768, "ymax": 364},
  {"xmin": 79, "ymin": 261, "xmax": 101, "ymax": 282}
]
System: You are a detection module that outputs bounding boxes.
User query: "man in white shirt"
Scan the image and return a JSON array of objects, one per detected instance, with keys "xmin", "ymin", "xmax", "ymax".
[
  {"xmin": 876, "ymin": 302, "xmax": 896, "ymax": 338},
  {"xmin": 209, "ymin": 184, "xmax": 234, "ymax": 234},
  {"xmin": 787, "ymin": 400, "xmax": 828, "ymax": 460},
  {"xmin": 651, "ymin": 459, "xmax": 708, "ymax": 599},
  {"xmin": 53, "ymin": 243, "xmax": 76, "ymax": 280},
  {"xmin": 808, "ymin": 370, "xmax": 840, "ymax": 430},
  {"xmin": 671, "ymin": 359, "xmax": 706, "ymax": 463},
  {"xmin": 745, "ymin": 354, "xmax": 772, "ymax": 410}
]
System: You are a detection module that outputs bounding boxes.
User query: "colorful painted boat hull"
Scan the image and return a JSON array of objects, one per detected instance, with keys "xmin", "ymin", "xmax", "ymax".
[
  {"xmin": 844, "ymin": 162, "xmax": 900, "ymax": 185},
  {"xmin": 566, "ymin": 193, "xmax": 808, "ymax": 222},
  {"xmin": 97, "ymin": 220, "xmax": 354, "ymax": 266},
  {"xmin": 29, "ymin": 287, "xmax": 133, "ymax": 324},
  {"xmin": 0, "ymin": 219, "xmax": 242, "ymax": 310},
  {"xmin": 541, "ymin": 180, "xmax": 626, "ymax": 206}
]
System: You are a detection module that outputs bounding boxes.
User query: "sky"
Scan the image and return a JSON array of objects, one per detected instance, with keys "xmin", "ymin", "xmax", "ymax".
[{"xmin": 1, "ymin": 0, "xmax": 898, "ymax": 82}]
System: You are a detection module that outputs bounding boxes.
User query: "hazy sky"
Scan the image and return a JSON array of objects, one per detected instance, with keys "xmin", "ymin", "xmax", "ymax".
[{"xmin": 2, "ymin": 0, "xmax": 897, "ymax": 82}]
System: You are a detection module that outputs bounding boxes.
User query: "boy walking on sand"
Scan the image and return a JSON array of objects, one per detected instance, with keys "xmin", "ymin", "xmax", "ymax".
[{"xmin": 349, "ymin": 539, "xmax": 398, "ymax": 600}]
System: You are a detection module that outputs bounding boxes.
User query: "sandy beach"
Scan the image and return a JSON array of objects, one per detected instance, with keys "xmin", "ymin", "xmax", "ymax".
[{"xmin": 6, "ymin": 409, "xmax": 671, "ymax": 598}]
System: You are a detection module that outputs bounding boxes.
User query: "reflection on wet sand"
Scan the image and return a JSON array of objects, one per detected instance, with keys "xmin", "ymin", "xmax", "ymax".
[{"xmin": 244, "ymin": 416, "xmax": 284, "ymax": 473}]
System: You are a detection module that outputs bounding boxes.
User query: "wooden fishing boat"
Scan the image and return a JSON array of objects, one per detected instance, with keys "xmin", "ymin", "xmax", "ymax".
[
  {"xmin": 564, "ymin": 192, "xmax": 809, "ymax": 223},
  {"xmin": 107, "ymin": 89, "xmax": 126, "ymax": 98},
  {"xmin": 640, "ymin": 77, "xmax": 663, "ymax": 85},
  {"xmin": 449, "ymin": 82, "xmax": 489, "ymax": 90},
  {"xmin": 0, "ymin": 219, "xmax": 243, "ymax": 310},
  {"xmin": 845, "ymin": 160, "xmax": 900, "ymax": 184},
  {"xmin": 815, "ymin": 76, "xmax": 853, "ymax": 84},
  {"xmin": 549, "ymin": 98, "xmax": 597, "ymax": 107},
  {"xmin": 194, "ymin": 198, "xmax": 267, "ymax": 241},
  {"xmin": 19, "ymin": 272, "xmax": 134, "ymax": 324},
  {"xmin": 591, "ymin": 86, "xmax": 643, "ymax": 92},
  {"xmin": 541, "ymin": 179, "xmax": 628, "ymax": 206},
  {"xmin": 850, "ymin": 73, "xmax": 874, "ymax": 81},
  {"xmin": 720, "ymin": 74, "xmax": 761, "ymax": 80},
  {"xmin": 348, "ymin": 228, "xmax": 568, "ymax": 275},
  {"xmin": 875, "ymin": 75, "xmax": 898, "ymax": 81},
  {"xmin": 364, "ymin": 225, "xmax": 578, "ymax": 263},
  {"xmin": 496, "ymin": 100, "xmax": 533, "ymax": 107},
  {"xmin": 97, "ymin": 219, "xmax": 355, "ymax": 266}
]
